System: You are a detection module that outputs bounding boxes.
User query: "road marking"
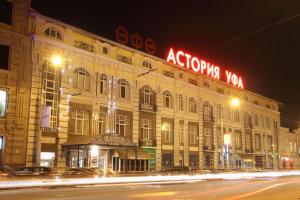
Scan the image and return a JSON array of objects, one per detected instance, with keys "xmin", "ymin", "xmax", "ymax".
[{"xmin": 224, "ymin": 180, "xmax": 300, "ymax": 200}]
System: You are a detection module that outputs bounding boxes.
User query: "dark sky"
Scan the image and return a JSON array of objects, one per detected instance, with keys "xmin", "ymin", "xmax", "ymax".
[{"xmin": 31, "ymin": 0, "xmax": 300, "ymax": 130}]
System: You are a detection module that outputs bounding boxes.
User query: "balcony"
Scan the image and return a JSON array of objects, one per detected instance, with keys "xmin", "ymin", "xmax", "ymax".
[
  {"xmin": 139, "ymin": 139, "xmax": 156, "ymax": 147},
  {"xmin": 203, "ymin": 115, "xmax": 215, "ymax": 123},
  {"xmin": 140, "ymin": 103, "xmax": 157, "ymax": 112}
]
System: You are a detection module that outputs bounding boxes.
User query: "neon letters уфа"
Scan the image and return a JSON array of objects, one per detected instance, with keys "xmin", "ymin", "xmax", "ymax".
[{"xmin": 166, "ymin": 48, "xmax": 244, "ymax": 89}]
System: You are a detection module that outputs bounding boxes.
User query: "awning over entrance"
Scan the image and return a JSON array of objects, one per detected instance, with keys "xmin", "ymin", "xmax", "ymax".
[
  {"xmin": 63, "ymin": 134, "xmax": 137, "ymax": 148},
  {"xmin": 115, "ymin": 148, "xmax": 149, "ymax": 160}
]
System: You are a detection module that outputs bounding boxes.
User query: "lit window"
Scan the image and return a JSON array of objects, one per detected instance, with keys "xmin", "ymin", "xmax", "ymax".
[
  {"xmin": 162, "ymin": 122, "xmax": 172, "ymax": 142},
  {"xmin": 178, "ymin": 94, "xmax": 184, "ymax": 111},
  {"xmin": 0, "ymin": 90, "xmax": 7, "ymax": 117},
  {"xmin": 73, "ymin": 67, "xmax": 90, "ymax": 91},
  {"xmin": 116, "ymin": 115, "xmax": 129, "ymax": 136},
  {"xmin": 141, "ymin": 119, "xmax": 152, "ymax": 139},
  {"xmin": 44, "ymin": 27, "xmax": 62, "ymax": 40},
  {"xmin": 189, "ymin": 97, "xmax": 197, "ymax": 113},
  {"xmin": 41, "ymin": 152, "xmax": 55, "ymax": 167},
  {"xmin": 142, "ymin": 60, "xmax": 152, "ymax": 69},
  {"xmin": 99, "ymin": 73, "xmax": 107, "ymax": 94},
  {"xmin": 189, "ymin": 125, "xmax": 197, "ymax": 145},
  {"xmin": 69, "ymin": 109, "xmax": 90, "ymax": 135},
  {"xmin": 162, "ymin": 91, "xmax": 172, "ymax": 108},
  {"xmin": 98, "ymin": 112, "xmax": 106, "ymax": 134},
  {"xmin": 117, "ymin": 79, "xmax": 130, "ymax": 100}
]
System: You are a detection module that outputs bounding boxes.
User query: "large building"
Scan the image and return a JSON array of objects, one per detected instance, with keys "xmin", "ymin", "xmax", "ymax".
[
  {"xmin": 1, "ymin": 0, "xmax": 286, "ymax": 173},
  {"xmin": 0, "ymin": 0, "xmax": 32, "ymax": 168}
]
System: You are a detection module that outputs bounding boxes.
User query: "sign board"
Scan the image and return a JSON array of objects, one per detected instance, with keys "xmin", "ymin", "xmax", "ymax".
[
  {"xmin": 166, "ymin": 48, "xmax": 244, "ymax": 89},
  {"xmin": 41, "ymin": 106, "xmax": 51, "ymax": 128}
]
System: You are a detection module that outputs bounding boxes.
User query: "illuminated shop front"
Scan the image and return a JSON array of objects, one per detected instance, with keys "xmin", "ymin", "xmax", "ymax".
[{"xmin": 63, "ymin": 134, "xmax": 150, "ymax": 173}]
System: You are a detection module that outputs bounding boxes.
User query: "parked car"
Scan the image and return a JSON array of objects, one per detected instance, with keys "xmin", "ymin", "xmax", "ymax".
[
  {"xmin": 159, "ymin": 166, "xmax": 192, "ymax": 175},
  {"xmin": 14, "ymin": 167, "xmax": 60, "ymax": 178},
  {"xmin": 62, "ymin": 168, "xmax": 102, "ymax": 178}
]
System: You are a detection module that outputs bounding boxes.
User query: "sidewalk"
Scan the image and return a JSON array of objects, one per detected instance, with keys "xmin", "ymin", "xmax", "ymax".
[{"xmin": 1, "ymin": 171, "xmax": 300, "ymax": 190}]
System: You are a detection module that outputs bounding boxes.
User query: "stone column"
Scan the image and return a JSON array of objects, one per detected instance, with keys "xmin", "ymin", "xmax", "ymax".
[
  {"xmin": 184, "ymin": 119, "xmax": 189, "ymax": 167},
  {"xmin": 173, "ymin": 118, "xmax": 180, "ymax": 166},
  {"xmin": 198, "ymin": 109, "xmax": 204, "ymax": 169},
  {"xmin": 132, "ymin": 80, "xmax": 139, "ymax": 144},
  {"xmin": 155, "ymin": 115, "xmax": 162, "ymax": 171}
]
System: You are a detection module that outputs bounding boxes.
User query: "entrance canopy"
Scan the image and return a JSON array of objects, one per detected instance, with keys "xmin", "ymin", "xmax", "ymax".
[{"xmin": 63, "ymin": 134, "xmax": 137, "ymax": 148}]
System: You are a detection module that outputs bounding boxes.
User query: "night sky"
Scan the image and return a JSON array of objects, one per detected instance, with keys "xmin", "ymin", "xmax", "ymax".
[{"xmin": 32, "ymin": 0, "xmax": 300, "ymax": 130}]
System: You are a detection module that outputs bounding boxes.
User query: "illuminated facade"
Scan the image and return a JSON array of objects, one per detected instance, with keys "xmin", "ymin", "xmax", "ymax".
[
  {"xmin": 0, "ymin": 0, "xmax": 32, "ymax": 168},
  {"xmin": 24, "ymin": 10, "xmax": 282, "ymax": 173},
  {"xmin": 279, "ymin": 127, "xmax": 300, "ymax": 169}
]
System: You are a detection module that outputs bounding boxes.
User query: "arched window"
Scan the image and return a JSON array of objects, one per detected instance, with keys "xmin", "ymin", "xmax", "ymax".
[
  {"xmin": 163, "ymin": 90, "xmax": 172, "ymax": 108},
  {"xmin": 99, "ymin": 73, "xmax": 107, "ymax": 94},
  {"xmin": 178, "ymin": 94, "xmax": 184, "ymax": 111},
  {"xmin": 203, "ymin": 102, "xmax": 213, "ymax": 121},
  {"xmin": 189, "ymin": 97, "xmax": 197, "ymax": 113},
  {"xmin": 142, "ymin": 60, "xmax": 152, "ymax": 69},
  {"xmin": 44, "ymin": 27, "xmax": 62, "ymax": 40},
  {"xmin": 140, "ymin": 85, "xmax": 154, "ymax": 105},
  {"xmin": 73, "ymin": 67, "xmax": 90, "ymax": 91},
  {"xmin": 117, "ymin": 79, "xmax": 130, "ymax": 100}
]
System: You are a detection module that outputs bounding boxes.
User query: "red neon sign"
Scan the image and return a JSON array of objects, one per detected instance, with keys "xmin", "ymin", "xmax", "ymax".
[{"xmin": 166, "ymin": 48, "xmax": 244, "ymax": 89}]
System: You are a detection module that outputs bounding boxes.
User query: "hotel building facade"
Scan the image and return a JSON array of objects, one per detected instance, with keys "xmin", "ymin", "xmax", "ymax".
[{"xmin": 1, "ymin": 0, "xmax": 286, "ymax": 172}]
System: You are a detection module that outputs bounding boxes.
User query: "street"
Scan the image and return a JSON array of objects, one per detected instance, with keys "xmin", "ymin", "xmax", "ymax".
[{"xmin": 0, "ymin": 176, "xmax": 300, "ymax": 200}]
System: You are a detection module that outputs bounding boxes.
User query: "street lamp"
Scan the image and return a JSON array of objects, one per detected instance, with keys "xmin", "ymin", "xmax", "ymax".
[
  {"xmin": 51, "ymin": 55, "xmax": 63, "ymax": 67},
  {"xmin": 231, "ymin": 97, "xmax": 240, "ymax": 108}
]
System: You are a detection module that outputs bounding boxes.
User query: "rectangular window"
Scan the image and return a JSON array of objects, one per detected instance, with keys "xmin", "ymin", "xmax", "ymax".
[
  {"xmin": 162, "ymin": 122, "xmax": 172, "ymax": 142},
  {"xmin": 189, "ymin": 153, "xmax": 199, "ymax": 168},
  {"xmin": 0, "ymin": 90, "xmax": 7, "ymax": 117},
  {"xmin": 102, "ymin": 47, "xmax": 108, "ymax": 54},
  {"xmin": 255, "ymin": 134, "xmax": 261, "ymax": 150},
  {"xmin": 235, "ymin": 131, "xmax": 242, "ymax": 149},
  {"xmin": 189, "ymin": 125, "xmax": 197, "ymax": 145},
  {"xmin": 116, "ymin": 115, "xmax": 128, "ymax": 136},
  {"xmin": 98, "ymin": 112, "xmax": 106, "ymax": 134},
  {"xmin": 0, "ymin": 44, "xmax": 9, "ymax": 70},
  {"xmin": 69, "ymin": 109, "xmax": 90, "ymax": 135},
  {"xmin": 0, "ymin": 0, "xmax": 12, "ymax": 25},
  {"xmin": 141, "ymin": 119, "xmax": 152, "ymax": 139},
  {"xmin": 204, "ymin": 128, "xmax": 212, "ymax": 146}
]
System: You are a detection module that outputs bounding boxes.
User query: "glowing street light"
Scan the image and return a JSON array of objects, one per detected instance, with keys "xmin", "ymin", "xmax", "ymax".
[
  {"xmin": 52, "ymin": 55, "xmax": 63, "ymax": 67},
  {"xmin": 224, "ymin": 134, "xmax": 231, "ymax": 146},
  {"xmin": 231, "ymin": 97, "xmax": 240, "ymax": 107}
]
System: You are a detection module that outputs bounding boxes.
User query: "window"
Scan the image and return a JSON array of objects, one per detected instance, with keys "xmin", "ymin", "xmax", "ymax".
[
  {"xmin": 75, "ymin": 40, "xmax": 94, "ymax": 52},
  {"xmin": 188, "ymin": 79, "xmax": 197, "ymax": 86},
  {"xmin": 265, "ymin": 117, "xmax": 270, "ymax": 129},
  {"xmin": 189, "ymin": 97, "xmax": 197, "ymax": 113},
  {"xmin": 102, "ymin": 46, "xmax": 108, "ymax": 54},
  {"xmin": 204, "ymin": 128, "xmax": 212, "ymax": 146},
  {"xmin": 178, "ymin": 94, "xmax": 184, "ymax": 111},
  {"xmin": 0, "ymin": 44, "xmax": 9, "ymax": 70},
  {"xmin": 142, "ymin": 60, "xmax": 152, "ymax": 69},
  {"xmin": 233, "ymin": 110, "xmax": 239, "ymax": 123},
  {"xmin": 189, "ymin": 153, "xmax": 199, "ymax": 168},
  {"xmin": 0, "ymin": 90, "xmax": 7, "ymax": 117},
  {"xmin": 289, "ymin": 141, "xmax": 293, "ymax": 152},
  {"xmin": 235, "ymin": 131, "xmax": 242, "ymax": 149},
  {"xmin": 255, "ymin": 134, "xmax": 261, "ymax": 150},
  {"xmin": 99, "ymin": 73, "xmax": 107, "ymax": 94},
  {"xmin": 116, "ymin": 115, "xmax": 129, "ymax": 136},
  {"xmin": 73, "ymin": 67, "xmax": 90, "ymax": 91},
  {"xmin": 254, "ymin": 114, "xmax": 258, "ymax": 126},
  {"xmin": 141, "ymin": 119, "xmax": 152, "ymax": 139},
  {"xmin": 0, "ymin": 0, "xmax": 12, "ymax": 24},
  {"xmin": 203, "ymin": 102, "xmax": 213, "ymax": 121},
  {"xmin": 117, "ymin": 79, "xmax": 130, "ymax": 100},
  {"xmin": 141, "ymin": 85, "xmax": 153, "ymax": 105},
  {"xmin": 260, "ymin": 116, "xmax": 264, "ymax": 128},
  {"xmin": 267, "ymin": 136, "xmax": 272, "ymax": 151},
  {"xmin": 189, "ymin": 125, "xmax": 197, "ymax": 145},
  {"xmin": 163, "ymin": 91, "xmax": 172, "ymax": 108},
  {"xmin": 244, "ymin": 113, "xmax": 252, "ymax": 128},
  {"xmin": 217, "ymin": 88, "xmax": 225, "ymax": 94},
  {"xmin": 69, "ymin": 109, "xmax": 90, "ymax": 135},
  {"xmin": 44, "ymin": 27, "xmax": 62, "ymax": 40},
  {"xmin": 98, "ymin": 112, "xmax": 106, "ymax": 134},
  {"xmin": 163, "ymin": 70, "xmax": 174, "ymax": 78},
  {"xmin": 204, "ymin": 81, "xmax": 210, "ymax": 88},
  {"xmin": 162, "ymin": 122, "xmax": 172, "ymax": 142},
  {"xmin": 179, "ymin": 122, "xmax": 184, "ymax": 144},
  {"xmin": 216, "ymin": 104, "xmax": 222, "ymax": 120},
  {"xmin": 245, "ymin": 133, "xmax": 252, "ymax": 151}
]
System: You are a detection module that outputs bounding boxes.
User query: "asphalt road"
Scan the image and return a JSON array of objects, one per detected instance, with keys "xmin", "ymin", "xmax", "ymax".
[{"xmin": 0, "ymin": 176, "xmax": 300, "ymax": 200}]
